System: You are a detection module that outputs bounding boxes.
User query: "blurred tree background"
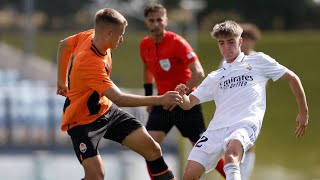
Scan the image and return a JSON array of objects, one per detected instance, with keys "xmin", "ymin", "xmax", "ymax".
[
  {"xmin": 1, "ymin": 0, "xmax": 320, "ymax": 65},
  {"xmin": 1, "ymin": 0, "xmax": 319, "ymax": 31}
]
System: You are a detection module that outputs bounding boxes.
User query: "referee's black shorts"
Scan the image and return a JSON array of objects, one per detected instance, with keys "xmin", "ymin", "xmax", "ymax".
[{"xmin": 146, "ymin": 104, "xmax": 206, "ymax": 143}]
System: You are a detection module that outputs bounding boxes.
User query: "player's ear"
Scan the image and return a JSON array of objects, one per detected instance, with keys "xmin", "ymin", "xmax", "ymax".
[
  {"xmin": 239, "ymin": 37, "xmax": 243, "ymax": 46},
  {"xmin": 163, "ymin": 15, "xmax": 168, "ymax": 27},
  {"xmin": 144, "ymin": 18, "xmax": 148, "ymax": 25}
]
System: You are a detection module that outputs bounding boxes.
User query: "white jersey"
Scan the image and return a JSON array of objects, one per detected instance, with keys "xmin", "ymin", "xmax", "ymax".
[
  {"xmin": 219, "ymin": 50, "xmax": 256, "ymax": 68},
  {"xmin": 191, "ymin": 52, "xmax": 287, "ymax": 131}
]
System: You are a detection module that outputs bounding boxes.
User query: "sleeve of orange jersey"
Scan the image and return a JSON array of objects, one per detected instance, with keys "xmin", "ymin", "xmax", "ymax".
[
  {"xmin": 57, "ymin": 33, "xmax": 79, "ymax": 86},
  {"xmin": 175, "ymin": 37, "xmax": 198, "ymax": 65},
  {"xmin": 79, "ymin": 59, "xmax": 115, "ymax": 95}
]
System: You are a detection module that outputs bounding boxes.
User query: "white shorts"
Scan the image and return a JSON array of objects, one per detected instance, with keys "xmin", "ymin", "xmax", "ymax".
[{"xmin": 188, "ymin": 122, "xmax": 259, "ymax": 173}]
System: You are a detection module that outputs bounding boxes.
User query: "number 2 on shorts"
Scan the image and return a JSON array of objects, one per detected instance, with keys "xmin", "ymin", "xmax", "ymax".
[{"xmin": 195, "ymin": 136, "xmax": 208, "ymax": 147}]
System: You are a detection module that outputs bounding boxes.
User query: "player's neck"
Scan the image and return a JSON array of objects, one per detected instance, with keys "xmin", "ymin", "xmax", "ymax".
[
  {"xmin": 225, "ymin": 51, "xmax": 241, "ymax": 63},
  {"xmin": 244, "ymin": 49, "xmax": 254, "ymax": 55},
  {"xmin": 225, "ymin": 59, "xmax": 235, "ymax": 63},
  {"xmin": 152, "ymin": 33, "xmax": 165, "ymax": 44},
  {"xmin": 93, "ymin": 38, "xmax": 109, "ymax": 54}
]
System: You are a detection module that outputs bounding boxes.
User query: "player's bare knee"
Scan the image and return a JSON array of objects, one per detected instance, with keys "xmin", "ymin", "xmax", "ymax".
[
  {"xmin": 225, "ymin": 152, "xmax": 239, "ymax": 164},
  {"xmin": 225, "ymin": 147, "xmax": 242, "ymax": 163},
  {"xmin": 225, "ymin": 139, "xmax": 243, "ymax": 161},
  {"xmin": 145, "ymin": 141, "xmax": 162, "ymax": 160},
  {"xmin": 150, "ymin": 139, "xmax": 161, "ymax": 153}
]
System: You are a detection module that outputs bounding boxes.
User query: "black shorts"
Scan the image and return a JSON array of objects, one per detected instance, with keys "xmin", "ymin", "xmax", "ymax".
[
  {"xmin": 146, "ymin": 104, "xmax": 206, "ymax": 143},
  {"xmin": 67, "ymin": 104, "xmax": 143, "ymax": 163}
]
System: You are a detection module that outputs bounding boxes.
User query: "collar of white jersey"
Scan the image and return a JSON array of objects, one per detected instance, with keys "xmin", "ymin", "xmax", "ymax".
[{"xmin": 222, "ymin": 52, "xmax": 245, "ymax": 69}]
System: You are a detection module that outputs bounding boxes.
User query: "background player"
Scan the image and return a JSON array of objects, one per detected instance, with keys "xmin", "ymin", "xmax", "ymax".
[{"xmin": 140, "ymin": 3, "xmax": 226, "ymax": 179}]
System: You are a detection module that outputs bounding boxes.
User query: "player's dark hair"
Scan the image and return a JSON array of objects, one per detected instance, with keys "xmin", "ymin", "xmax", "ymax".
[
  {"xmin": 144, "ymin": 3, "xmax": 166, "ymax": 17},
  {"xmin": 240, "ymin": 23, "xmax": 261, "ymax": 40}
]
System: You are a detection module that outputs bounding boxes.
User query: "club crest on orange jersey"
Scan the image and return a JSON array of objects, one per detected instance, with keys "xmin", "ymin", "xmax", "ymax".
[{"xmin": 79, "ymin": 143, "xmax": 87, "ymax": 153}]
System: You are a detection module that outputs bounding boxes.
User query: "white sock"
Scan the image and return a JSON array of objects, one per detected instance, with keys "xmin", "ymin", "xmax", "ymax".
[
  {"xmin": 224, "ymin": 163, "xmax": 241, "ymax": 180},
  {"xmin": 240, "ymin": 151, "xmax": 255, "ymax": 180}
]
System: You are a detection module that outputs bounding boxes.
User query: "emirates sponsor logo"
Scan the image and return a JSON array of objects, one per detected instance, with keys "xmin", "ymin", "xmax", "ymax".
[{"xmin": 219, "ymin": 75, "xmax": 253, "ymax": 90}]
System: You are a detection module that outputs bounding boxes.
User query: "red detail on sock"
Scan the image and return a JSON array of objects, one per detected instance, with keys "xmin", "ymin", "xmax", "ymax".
[
  {"xmin": 146, "ymin": 164, "xmax": 155, "ymax": 180},
  {"xmin": 215, "ymin": 157, "xmax": 226, "ymax": 178}
]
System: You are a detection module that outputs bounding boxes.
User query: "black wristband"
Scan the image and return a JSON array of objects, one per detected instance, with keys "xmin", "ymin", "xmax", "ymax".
[{"xmin": 144, "ymin": 83, "xmax": 153, "ymax": 96}]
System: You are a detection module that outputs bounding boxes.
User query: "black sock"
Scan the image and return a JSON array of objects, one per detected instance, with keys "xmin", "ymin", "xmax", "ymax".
[{"xmin": 146, "ymin": 156, "xmax": 175, "ymax": 180}]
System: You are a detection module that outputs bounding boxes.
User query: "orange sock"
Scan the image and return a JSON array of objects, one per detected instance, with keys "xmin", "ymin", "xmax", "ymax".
[{"xmin": 215, "ymin": 157, "xmax": 226, "ymax": 178}]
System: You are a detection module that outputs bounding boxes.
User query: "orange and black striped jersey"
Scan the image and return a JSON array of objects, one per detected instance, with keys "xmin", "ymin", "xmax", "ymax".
[{"xmin": 61, "ymin": 29, "xmax": 114, "ymax": 131}]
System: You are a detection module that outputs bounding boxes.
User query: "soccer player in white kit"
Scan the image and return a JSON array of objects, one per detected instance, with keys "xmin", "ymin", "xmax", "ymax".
[
  {"xmin": 175, "ymin": 20, "xmax": 309, "ymax": 180},
  {"xmin": 219, "ymin": 23, "xmax": 262, "ymax": 180}
]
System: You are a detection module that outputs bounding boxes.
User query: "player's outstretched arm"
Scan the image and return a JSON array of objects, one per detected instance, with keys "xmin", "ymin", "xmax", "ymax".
[
  {"xmin": 56, "ymin": 38, "xmax": 72, "ymax": 97},
  {"xmin": 175, "ymin": 83, "xmax": 200, "ymax": 110},
  {"xmin": 185, "ymin": 60, "xmax": 205, "ymax": 94},
  {"xmin": 103, "ymin": 85, "xmax": 182, "ymax": 107},
  {"xmin": 281, "ymin": 69, "xmax": 309, "ymax": 137}
]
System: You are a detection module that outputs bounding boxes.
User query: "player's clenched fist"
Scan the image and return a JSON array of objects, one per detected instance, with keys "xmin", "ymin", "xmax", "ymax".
[
  {"xmin": 175, "ymin": 83, "xmax": 189, "ymax": 95},
  {"xmin": 159, "ymin": 91, "xmax": 183, "ymax": 107},
  {"xmin": 56, "ymin": 82, "xmax": 67, "ymax": 97}
]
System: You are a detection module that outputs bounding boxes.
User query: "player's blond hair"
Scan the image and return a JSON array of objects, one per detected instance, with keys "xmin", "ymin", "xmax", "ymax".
[
  {"xmin": 94, "ymin": 8, "xmax": 128, "ymax": 28},
  {"xmin": 210, "ymin": 20, "xmax": 243, "ymax": 39}
]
